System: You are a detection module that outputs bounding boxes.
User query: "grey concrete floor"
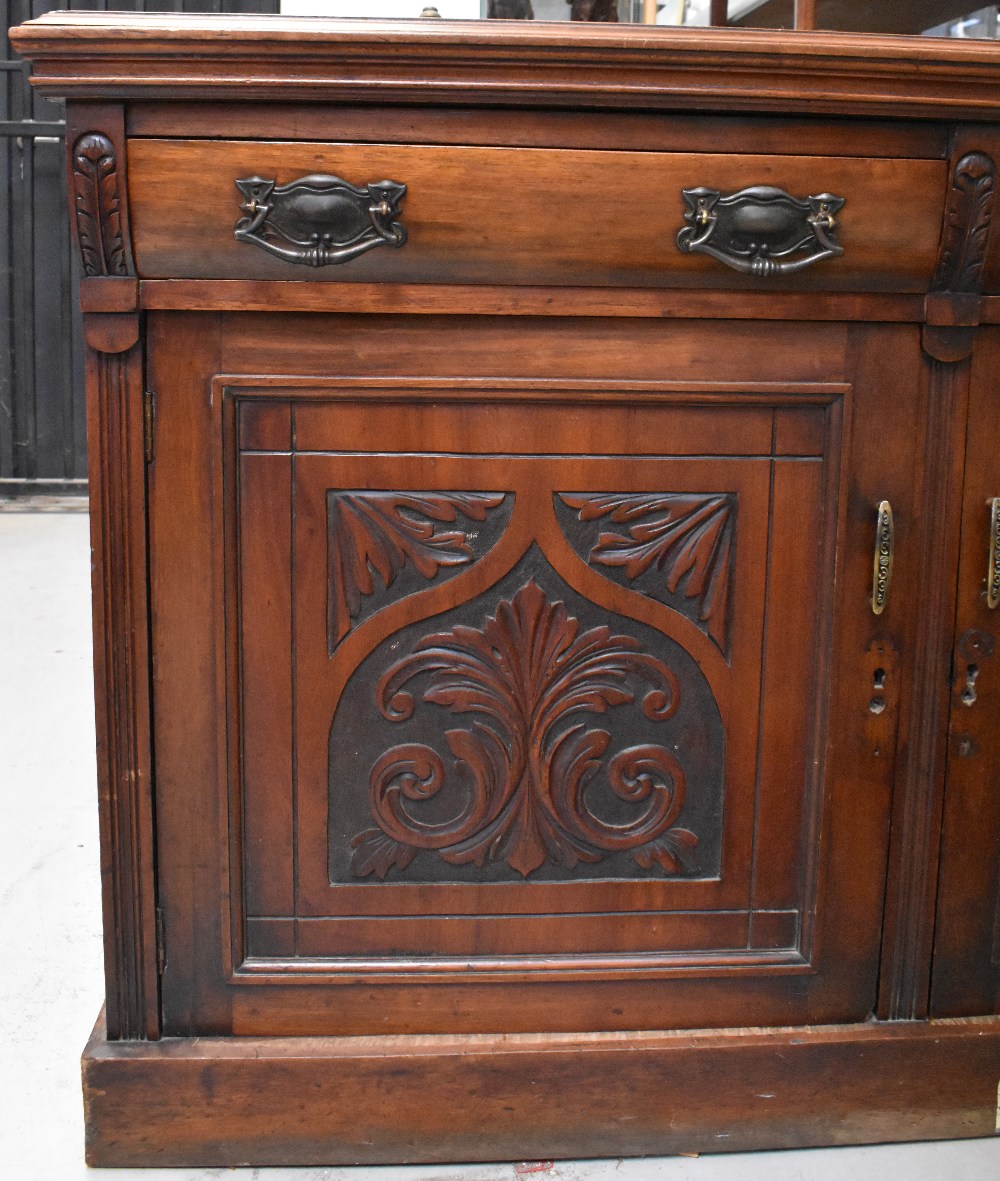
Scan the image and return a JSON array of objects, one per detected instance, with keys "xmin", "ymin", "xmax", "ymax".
[{"xmin": 2, "ymin": 509, "xmax": 998, "ymax": 1181}]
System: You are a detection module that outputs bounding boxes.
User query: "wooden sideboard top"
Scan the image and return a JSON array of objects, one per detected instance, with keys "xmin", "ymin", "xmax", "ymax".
[{"xmin": 11, "ymin": 12, "xmax": 1000, "ymax": 118}]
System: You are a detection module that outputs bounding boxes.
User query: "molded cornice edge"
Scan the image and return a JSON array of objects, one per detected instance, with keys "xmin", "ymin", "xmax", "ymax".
[{"xmin": 10, "ymin": 13, "xmax": 1000, "ymax": 118}]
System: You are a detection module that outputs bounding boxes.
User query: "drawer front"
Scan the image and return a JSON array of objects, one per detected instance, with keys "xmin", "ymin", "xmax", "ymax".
[{"xmin": 127, "ymin": 139, "xmax": 945, "ymax": 291}]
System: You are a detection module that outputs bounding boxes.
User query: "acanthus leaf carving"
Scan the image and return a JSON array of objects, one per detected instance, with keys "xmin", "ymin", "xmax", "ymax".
[
  {"xmin": 72, "ymin": 133, "xmax": 129, "ymax": 278},
  {"xmin": 327, "ymin": 491, "xmax": 507, "ymax": 649},
  {"xmin": 558, "ymin": 493, "xmax": 735, "ymax": 656},
  {"xmin": 933, "ymin": 151, "xmax": 996, "ymax": 294},
  {"xmin": 350, "ymin": 580, "xmax": 696, "ymax": 880}
]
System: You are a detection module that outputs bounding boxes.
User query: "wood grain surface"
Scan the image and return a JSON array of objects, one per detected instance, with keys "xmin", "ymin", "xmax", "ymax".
[
  {"xmin": 81, "ymin": 1011, "xmax": 1000, "ymax": 1167},
  {"xmin": 125, "ymin": 105, "xmax": 950, "ymax": 159}
]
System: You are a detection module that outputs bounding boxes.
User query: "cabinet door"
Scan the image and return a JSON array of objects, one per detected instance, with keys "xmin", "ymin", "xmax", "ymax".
[
  {"xmin": 148, "ymin": 313, "xmax": 922, "ymax": 1037},
  {"xmin": 932, "ymin": 329, "xmax": 1000, "ymax": 1017}
]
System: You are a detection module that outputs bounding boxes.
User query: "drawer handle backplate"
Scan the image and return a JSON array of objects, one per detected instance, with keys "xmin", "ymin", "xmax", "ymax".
[
  {"xmin": 234, "ymin": 174, "xmax": 407, "ymax": 267},
  {"xmin": 677, "ymin": 185, "xmax": 845, "ymax": 278}
]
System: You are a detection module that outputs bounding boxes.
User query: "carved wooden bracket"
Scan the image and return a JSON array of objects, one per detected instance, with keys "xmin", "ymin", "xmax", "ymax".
[
  {"xmin": 72, "ymin": 132, "xmax": 131, "ymax": 278},
  {"xmin": 923, "ymin": 150, "xmax": 996, "ymax": 362},
  {"xmin": 933, "ymin": 152, "xmax": 995, "ymax": 293},
  {"xmin": 84, "ymin": 312, "xmax": 140, "ymax": 355}
]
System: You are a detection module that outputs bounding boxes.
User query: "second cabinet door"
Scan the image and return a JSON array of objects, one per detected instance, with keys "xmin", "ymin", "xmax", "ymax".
[{"xmin": 148, "ymin": 313, "xmax": 924, "ymax": 1036}]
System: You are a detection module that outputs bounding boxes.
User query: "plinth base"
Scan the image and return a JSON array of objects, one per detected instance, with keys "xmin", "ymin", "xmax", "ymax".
[{"xmin": 81, "ymin": 1011, "xmax": 1000, "ymax": 1167}]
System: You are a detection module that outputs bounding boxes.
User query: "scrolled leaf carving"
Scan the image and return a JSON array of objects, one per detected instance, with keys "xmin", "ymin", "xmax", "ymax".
[
  {"xmin": 558, "ymin": 493, "xmax": 735, "ymax": 655},
  {"xmin": 350, "ymin": 580, "xmax": 697, "ymax": 879},
  {"xmin": 72, "ymin": 133, "xmax": 129, "ymax": 278},
  {"xmin": 327, "ymin": 491, "xmax": 507, "ymax": 649}
]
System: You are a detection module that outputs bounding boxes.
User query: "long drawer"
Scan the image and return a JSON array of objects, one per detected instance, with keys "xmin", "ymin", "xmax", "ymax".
[{"xmin": 126, "ymin": 138, "xmax": 946, "ymax": 291}]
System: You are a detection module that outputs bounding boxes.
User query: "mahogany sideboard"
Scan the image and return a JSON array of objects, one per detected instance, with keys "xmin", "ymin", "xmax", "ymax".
[{"xmin": 10, "ymin": 12, "xmax": 1000, "ymax": 1167}]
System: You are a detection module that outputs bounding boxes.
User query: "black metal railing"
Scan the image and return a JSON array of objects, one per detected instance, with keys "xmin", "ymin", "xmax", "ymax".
[{"xmin": 2, "ymin": 0, "xmax": 278, "ymax": 499}]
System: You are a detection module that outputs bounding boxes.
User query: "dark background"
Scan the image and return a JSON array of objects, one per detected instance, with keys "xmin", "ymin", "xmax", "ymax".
[{"xmin": 1, "ymin": 0, "xmax": 279, "ymax": 498}]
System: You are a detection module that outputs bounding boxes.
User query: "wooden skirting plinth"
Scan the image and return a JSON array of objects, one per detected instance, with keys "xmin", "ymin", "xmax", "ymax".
[{"xmin": 82, "ymin": 1012, "xmax": 1000, "ymax": 1167}]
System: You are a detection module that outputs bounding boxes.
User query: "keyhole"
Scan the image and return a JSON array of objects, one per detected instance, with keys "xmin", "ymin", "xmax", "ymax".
[
  {"xmin": 961, "ymin": 663, "xmax": 980, "ymax": 707},
  {"xmin": 870, "ymin": 667, "xmax": 887, "ymax": 714}
]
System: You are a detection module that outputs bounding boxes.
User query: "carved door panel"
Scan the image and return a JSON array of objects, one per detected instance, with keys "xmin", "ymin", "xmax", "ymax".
[
  {"xmin": 268, "ymin": 448, "xmax": 758, "ymax": 956},
  {"xmin": 932, "ymin": 328, "xmax": 1000, "ymax": 1017},
  {"xmin": 148, "ymin": 313, "xmax": 921, "ymax": 1036}
]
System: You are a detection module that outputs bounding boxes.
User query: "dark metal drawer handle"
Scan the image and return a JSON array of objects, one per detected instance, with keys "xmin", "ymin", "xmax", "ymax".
[
  {"xmin": 676, "ymin": 185, "xmax": 845, "ymax": 278},
  {"xmin": 234, "ymin": 174, "xmax": 407, "ymax": 267}
]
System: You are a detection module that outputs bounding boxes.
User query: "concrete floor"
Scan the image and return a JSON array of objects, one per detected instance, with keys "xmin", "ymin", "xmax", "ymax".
[{"xmin": 2, "ymin": 508, "xmax": 998, "ymax": 1181}]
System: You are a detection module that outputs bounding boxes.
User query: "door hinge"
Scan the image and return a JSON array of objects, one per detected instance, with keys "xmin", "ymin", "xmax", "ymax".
[
  {"xmin": 155, "ymin": 905, "xmax": 166, "ymax": 977},
  {"xmin": 143, "ymin": 389, "xmax": 156, "ymax": 464}
]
